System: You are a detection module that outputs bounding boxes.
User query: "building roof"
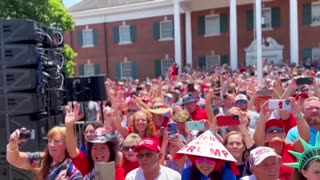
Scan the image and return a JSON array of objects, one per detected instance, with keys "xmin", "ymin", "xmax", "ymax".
[{"xmin": 68, "ymin": 0, "xmax": 157, "ymax": 12}]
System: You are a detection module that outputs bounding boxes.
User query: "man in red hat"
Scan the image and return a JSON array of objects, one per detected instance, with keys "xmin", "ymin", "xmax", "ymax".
[{"xmin": 125, "ymin": 137, "xmax": 181, "ymax": 180}]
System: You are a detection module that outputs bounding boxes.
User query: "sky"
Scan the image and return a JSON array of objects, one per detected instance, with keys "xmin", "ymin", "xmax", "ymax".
[{"xmin": 62, "ymin": 0, "xmax": 81, "ymax": 8}]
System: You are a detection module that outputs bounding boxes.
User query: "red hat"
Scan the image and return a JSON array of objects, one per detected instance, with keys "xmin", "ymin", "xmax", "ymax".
[
  {"xmin": 265, "ymin": 119, "xmax": 285, "ymax": 130},
  {"xmin": 295, "ymin": 92, "xmax": 309, "ymax": 100},
  {"xmin": 201, "ymin": 83, "xmax": 210, "ymax": 89},
  {"xmin": 134, "ymin": 138, "xmax": 160, "ymax": 152}
]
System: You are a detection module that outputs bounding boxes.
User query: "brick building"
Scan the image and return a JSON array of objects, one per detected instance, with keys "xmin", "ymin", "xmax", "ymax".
[{"xmin": 65, "ymin": 0, "xmax": 320, "ymax": 80}]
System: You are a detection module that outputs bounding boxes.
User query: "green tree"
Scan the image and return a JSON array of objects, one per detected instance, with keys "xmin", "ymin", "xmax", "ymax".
[{"xmin": 0, "ymin": 0, "xmax": 77, "ymax": 75}]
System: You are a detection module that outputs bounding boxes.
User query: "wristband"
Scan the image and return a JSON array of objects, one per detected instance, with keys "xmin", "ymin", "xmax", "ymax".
[{"xmin": 294, "ymin": 112, "xmax": 304, "ymax": 120}]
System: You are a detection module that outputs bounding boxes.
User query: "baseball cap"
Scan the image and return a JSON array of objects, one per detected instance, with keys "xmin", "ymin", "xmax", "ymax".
[
  {"xmin": 87, "ymin": 127, "xmax": 114, "ymax": 144},
  {"xmin": 182, "ymin": 93, "xmax": 197, "ymax": 105},
  {"xmin": 235, "ymin": 94, "xmax": 248, "ymax": 102},
  {"xmin": 265, "ymin": 119, "xmax": 285, "ymax": 130},
  {"xmin": 134, "ymin": 138, "xmax": 160, "ymax": 152},
  {"xmin": 249, "ymin": 147, "xmax": 281, "ymax": 167}
]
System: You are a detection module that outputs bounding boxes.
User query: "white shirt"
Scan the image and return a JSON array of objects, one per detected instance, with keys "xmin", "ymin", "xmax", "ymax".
[
  {"xmin": 240, "ymin": 175, "xmax": 256, "ymax": 180},
  {"xmin": 125, "ymin": 165, "xmax": 181, "ymax": 180}
]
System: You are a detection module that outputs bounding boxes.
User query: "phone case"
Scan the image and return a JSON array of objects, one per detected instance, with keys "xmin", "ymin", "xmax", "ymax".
[
  {"xmin": 167, "ymin": 122, "xmax": 178, "ymax": 136},
  {"xmin": 268, "ymin": 99, "xmax": 291, "ymax": 111},
  {"xmin": 296, "ymin": 77, "xmax": 313, "ymax": 85},
  {"xmin": 187, "ymin": 121, "xmax": 205, "ymax": 130},
  {"xmin": 216, "ymin": 115, "xmax": 240, "ymax": 127}
]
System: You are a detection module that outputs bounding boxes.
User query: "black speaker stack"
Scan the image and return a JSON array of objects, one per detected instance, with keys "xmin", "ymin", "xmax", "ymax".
[{"xmin": 0, "ymin": 19, "xmax": 65, "ymax": 180}]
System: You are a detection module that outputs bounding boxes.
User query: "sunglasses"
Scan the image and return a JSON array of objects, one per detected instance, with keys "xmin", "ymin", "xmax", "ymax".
[
  {"xmin": 266, "ymin": 127, "xmax": 284, "ymax": 133},
  {"xmin": 136, "ymin": 152, "xmax": 154, "ymax": 159},
  {"xmin": 236, "ymin": 100, "xmax": 248, "ymax": 105},
  {"xmin": 151, "ymin": 105, "xmax": 166, "ymax": 109},
  {"xmin": 195, "ymin": 157, "xmax": 216, "ymax": 164},
  {"xmin": 127, "ymin": 109, "xmax": 137, "ymax": 113},
  {"xmin": 122, "ymin": 145, "xmax": 138, "ymax": 151}
]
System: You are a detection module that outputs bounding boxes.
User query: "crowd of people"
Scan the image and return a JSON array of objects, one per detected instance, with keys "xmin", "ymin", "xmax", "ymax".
[{"xmin": 6, "ymin": 61, "xmax": 320, "ymax": 180}]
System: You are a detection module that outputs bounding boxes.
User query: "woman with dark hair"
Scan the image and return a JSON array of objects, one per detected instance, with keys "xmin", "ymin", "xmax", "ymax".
[
  {"xmin": 79, "ymin": 121, "xmax": 103, "ymax": 156},
  {"xmin": 64, "ymin": 103, "xmax": 124, "ymax": 180}
]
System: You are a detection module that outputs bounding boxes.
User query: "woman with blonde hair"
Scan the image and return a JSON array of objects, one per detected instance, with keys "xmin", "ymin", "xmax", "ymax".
[
  {"xmin": 119, "ymin": 133, "xmax": 142, "ymax": 176},
  {"xmin": 223, "ymin": 131, "xmax": 255, "ymax": 179},
  {"xmin": 6, "ymin": 126, "xmax": 82, "ymax": 180}
]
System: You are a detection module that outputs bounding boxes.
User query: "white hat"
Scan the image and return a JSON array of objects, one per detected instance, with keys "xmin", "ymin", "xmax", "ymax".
[
  {"xmin": 235, "ymin": 94, "xmax": 248, "ymax": 102},
  {"xmin": 249, "ymin": 147, "xmax": 281, "ymax": 167}
]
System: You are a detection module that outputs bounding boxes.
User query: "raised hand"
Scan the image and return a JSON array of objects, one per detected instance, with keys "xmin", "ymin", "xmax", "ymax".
[
  {"xmin": 9, "ymin": 128, "xmax": 26, "ymax": 146},
  {"xmin": 259, "ymin": 101, "xmax": 271, "ymax": 123},
  {"xmin": 64, "ymin": 102, "xmax": 83, "ymax": 126}
]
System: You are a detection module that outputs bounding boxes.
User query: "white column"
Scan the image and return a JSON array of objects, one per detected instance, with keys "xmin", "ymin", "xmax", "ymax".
[
  {"xmin": 290, "ymin": 0, "xmax": 299, "ymax": 64},
  {"xmin": 174, "ymin": 1, "xmax": 182, "ymax": 72},
  {"xmin": 255, "ymin": 0, "xmax": 263, "ymax": 83},
  {"xmin": 230, "ymin": 0, "xmax": 238, "ymax": 70},
  {"xmin": 185, "ymin": 10, "xmax": 193, "ymax": 67}
]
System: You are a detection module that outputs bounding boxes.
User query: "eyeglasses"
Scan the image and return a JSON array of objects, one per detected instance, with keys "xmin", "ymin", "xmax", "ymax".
[
  {"xmin": 127, "ymin": 109, "xmax": 138, "ymax": 113},
  {"xmin": 48, "ymin": 138, "xmax": 63, "ymax": 146},
  {"xmin": 123, "ymin": 145, "xmax": 138, "ymax": 151},
  {"xmin": 235, "ymin": 100, "xmax": 248, "ymax": 105},
  {"xmin": 266, "ymin": 127, "xmax": 284, "ymax": 133},
  {"xmin": 136, "ymin": 152, "xmax": 154, "ymax": 159},
  {"xmin": 195, "ymin": 157, "xmax": 216, "ymax": 164}
]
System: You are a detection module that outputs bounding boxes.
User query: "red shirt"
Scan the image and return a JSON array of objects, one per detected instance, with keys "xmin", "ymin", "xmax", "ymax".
[
  {"xmin": 281, "ymin": 114, "xmax": 297, "ymax": 134},
  {"xmin": 71, "ymin": 151, "xmax": 125, "ymax": 180},
  {"xmin": 279, "ymin": 144, "xmax": 295, "ymax": 180},
  {"xmin": 191, "ymin": 107, "xmax": 208, "ymax": 121},
  {"xmin": 122, "ymin": 158, "xmax": 139, "ymax": 177}
]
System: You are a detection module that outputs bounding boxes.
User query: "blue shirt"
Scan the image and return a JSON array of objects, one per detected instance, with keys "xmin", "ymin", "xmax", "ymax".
[
  {"xmin": 286, "ymin": 125, "xmax": 318, "ymax": 146},
  {"xmin": 181, "ymin": 165, "xmax": 236, "ymax": 180}
]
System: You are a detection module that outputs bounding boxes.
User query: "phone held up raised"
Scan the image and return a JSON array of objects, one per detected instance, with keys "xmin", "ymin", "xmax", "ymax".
[{"xmin": 216, "ymin": 115, "xmax": 240, "ymax": 127}]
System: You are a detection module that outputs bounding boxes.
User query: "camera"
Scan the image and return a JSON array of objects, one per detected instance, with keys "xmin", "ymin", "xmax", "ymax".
[{"xmin": 19, "ymin": 129, "xmax": 31, "ymax": 139}]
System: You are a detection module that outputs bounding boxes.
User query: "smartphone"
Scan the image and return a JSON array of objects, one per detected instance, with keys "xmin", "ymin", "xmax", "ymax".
[
  {"xmin": 216, "ymin": 115, "xmax": 240, "ymax": 127},
  {"xmin": 268, "ymin": 99, "xmax": 291, "ymax": 111},
  {"xmin": 167, "ymin": 122, "xmax": 178, "ymax": 137},
  {"xmin": 296, "ymin": 77, "xmax": 313, "ymax": 85},
  {"xmin": 187, "ymin": 121, "xmax": 205, "ymax": 131},
  {"xmin": 95, "ymin": 161, "xmax": 115, "ymax": 180},
  {"xmin": 187, "ymin": 83, "xmax": 195, "ymax": 92},
  {"xmin": 257, "ymin": 89, "xmax": 272, "ymax": 96}
]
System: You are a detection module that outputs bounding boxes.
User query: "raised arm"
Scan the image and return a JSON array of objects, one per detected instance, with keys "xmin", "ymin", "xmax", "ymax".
[
  {"xmin": 6, "ymin": 129, "xmax": 39, "ymax": 169},
  {"xmin": 65, "ymin": 103, "xmax": 82, "ymax": 158},
  {"xmin": 253, "ymin": 102, "xmax": 270, "ymax": 146}
]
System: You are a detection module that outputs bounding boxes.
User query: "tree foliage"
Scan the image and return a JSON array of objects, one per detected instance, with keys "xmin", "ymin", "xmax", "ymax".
[{"xmin": 0, "ymin": 0, "xmax": 77, "ymax": 75}]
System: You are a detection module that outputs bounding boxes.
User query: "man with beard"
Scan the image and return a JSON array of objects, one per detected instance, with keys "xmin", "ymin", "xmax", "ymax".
[{"xmin": 286, "ymin": 96, "xmax": 320, "ymax": 145}]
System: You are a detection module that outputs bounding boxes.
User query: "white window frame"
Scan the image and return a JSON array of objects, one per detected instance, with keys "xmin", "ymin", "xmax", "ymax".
[
  {"xmin": 82, "ymin": 29, "xmax": 94, "ymax": 47},
  {"xmin": 312, "ymin": 2, "xmax": 320, "ymax": 25},
  {"xmin": 206, "ymin": 55, "xmax": 221, "ymax": 69},
  {"xmin": 119, "ymin": 25, "xmax": 132, "ymax": 44},
  {"xmin": 84, "ymin": 64, "xmax": 95, "ymax": 76},
  {"xmin": 312, "ymin": 48, "xmax": 320, "ymax": 62},
  {"xmin": 120, "ymin": 61, "xmax": 133, "ymax": 79},
  {"xmin": 261, "ymin": 8, "xmax": 272, "ymax": 30},
  {"xmin": 161, "ymin": 59, "xmax": 174, "ymax": 75},
  {"xmin": 204, "ymin": 14, "xmax": 220, "ymax": 37},
  {"xmin": 160, "ymin": 21, "xmax": 173, "ymax": 40}
]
